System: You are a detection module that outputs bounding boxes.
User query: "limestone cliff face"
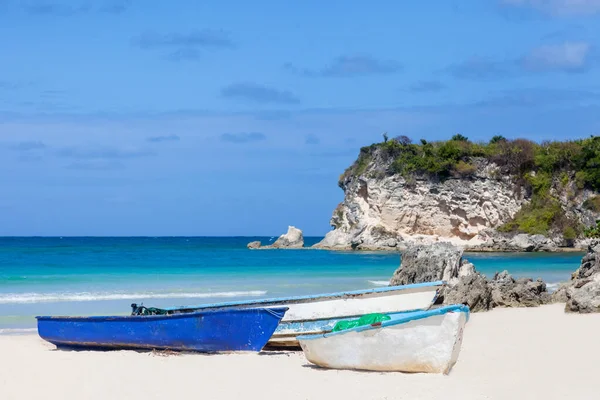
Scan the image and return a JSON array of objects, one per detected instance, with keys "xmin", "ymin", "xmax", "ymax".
[{"xmin": 314, "ymin": 147, "xmax": 598, "ymax": 251}]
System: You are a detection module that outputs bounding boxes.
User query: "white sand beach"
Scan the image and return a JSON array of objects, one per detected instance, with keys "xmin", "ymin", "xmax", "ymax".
[{"xmin": 0, "ymin": 304, "xmax": 598, "ymax": 400}]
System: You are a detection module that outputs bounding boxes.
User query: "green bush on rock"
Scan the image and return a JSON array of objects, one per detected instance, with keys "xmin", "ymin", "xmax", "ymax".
[{"xmin": 585, "ymin": 221, "xmax": 600, "ymax": 238}]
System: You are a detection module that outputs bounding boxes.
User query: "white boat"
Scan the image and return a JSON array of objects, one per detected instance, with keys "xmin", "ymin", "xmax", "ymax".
[
  {"xmin": 153, "ymin": 281, "xmax": 445, "ymax": 347},
  {"xmin": 297, "ymin": 304, "xmax": 469, "ymax": 374}
]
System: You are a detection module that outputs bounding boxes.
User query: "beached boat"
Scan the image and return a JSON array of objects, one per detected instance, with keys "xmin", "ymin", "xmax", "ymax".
[
  {"xmin": 37, "ymin": 307, "xmax": 288, "ymax": 352},
  {"xmin": 139, "ymin": 281, "xmax": 445, "ymax": 347},
  {"xmin": 297, "ymin": 304, "xmax": 469, "ymax": 374}
]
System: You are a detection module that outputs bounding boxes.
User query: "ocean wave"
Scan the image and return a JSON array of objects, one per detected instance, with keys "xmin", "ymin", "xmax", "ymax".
[
  {"xmin": 0, "ymin": 290, "xmax": 267, "ymax": 304},
  {"xmin": 0, "ymin": 328, "xmax": 37, "ymax": 335},
  {"xmin": 368, "ymin": 280, "xmax": 390, "ymax": 286},
  {"xmin": 546, "ymin": 282, "xmax": 563, "ymax": 292}
]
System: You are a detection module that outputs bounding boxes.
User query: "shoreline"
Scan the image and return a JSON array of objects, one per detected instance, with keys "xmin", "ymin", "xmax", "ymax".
[
  {"xmin": 253, "ymin": 245, "xmax": 587, "ymax": 253},
  {"xmin": 1, "ymin": 304, "xmax": 598, "ymax": 400}
]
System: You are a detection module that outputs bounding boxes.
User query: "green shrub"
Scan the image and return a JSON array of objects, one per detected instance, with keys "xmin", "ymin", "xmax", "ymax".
[
  {"xmin": 489, "ymin": 138, "xmax": 537, "ymax": 175},
  {"xmin": 451, "ymin": 134, "xmax": 469, "ymax": 142},
  {"xmin": 355, "ymin": 152, "xmax": 372, "ymax": 176},
  {"xmin": 525, "ymin": 172, "xmax": 552, "ymax": 196},
  {"xmin": 577, "ymin": 136, "xmax": 600, "ymax": 190},
  {"xmin": 339, "ymin": 145, "xmax": 375, "ymax": 184},
  {"xmin": 583, "ymin": 196, "xmax": 600, "ymax": 212},
  {"xmin": 563, "ymin": 226, "xmax": 577, "ymax": 240},
  {"xmin": 498, "ymin": 197, "xmax": 562, "ymax": 235},
  {"xmin": 534, "ymin": 140, "xmax": 582, "ymax": 175},
  {"xmin": 575, "ymin": 171, "xmax": 587, "ymax": 190},
  {"xmin": 453, "ymin": 161, "xmax": 477, "ymax": 177},
  {"xmin": 395, "ymin": 135, "xmax": 412, "ymax": 145},
  {"xmin": 559, "ymin": 172, "xmax": 569, "ymax": 187},
  {"xmin": 585, "ymin": 221, "xmax": 600, "ymax": 238}
]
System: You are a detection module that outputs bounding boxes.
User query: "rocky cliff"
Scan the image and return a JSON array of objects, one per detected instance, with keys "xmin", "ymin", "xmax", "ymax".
[{"xmin": 314, "ymin": 137, "xmax": 600, "ymax": 251}]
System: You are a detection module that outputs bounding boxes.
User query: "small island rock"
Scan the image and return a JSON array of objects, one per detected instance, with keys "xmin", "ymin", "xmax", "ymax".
[
  {"xmin": 260, "ymin": 226, "xmax": 304, "ymax": 249},
  {"xmin": 247, "ymin": 241, "xmax": 261, "ymax": 249}
]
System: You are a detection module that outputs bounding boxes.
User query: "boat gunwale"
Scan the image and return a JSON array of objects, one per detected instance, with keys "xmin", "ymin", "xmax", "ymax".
[
  {"xmin": 36, "ymin": 306, "xmax": 289, "ymax": 322},
  {"xmin": 274, "ymin": 307, "xmax": 430, "ymax": 326},
  {"xmin": 296, "ymin": 304, "xmax": 470, "ymax": 341},
  {"xmin": 165, "ymin": 281, "xmax": 446, "ymax": 312}
]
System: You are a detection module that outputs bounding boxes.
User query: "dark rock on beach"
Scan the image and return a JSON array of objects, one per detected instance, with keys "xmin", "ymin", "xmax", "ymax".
[
  {"xmin": 389, "ymin": 242, "xmax": 462, "ymax": 286},
  {"xmin": 564, "ymin": 241, "xmax": 600, "ymax": 313},
  {"xmin": 489, "ymin": 271, "xmax": 550, "ymax": 307},
  {"xmin": 389, "ymin": 242, "xmax": 550, "ymax": 312},
  {"xmin": 443, "ymin": 267, "xmax": 493, "ymax": 312},
  {"xmin": 389, "ymin": 243, "xmax": 495, "ymax": 311}
]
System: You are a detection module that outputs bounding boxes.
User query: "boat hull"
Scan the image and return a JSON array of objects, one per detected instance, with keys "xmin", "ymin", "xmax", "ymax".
[
  {"xmin": 37, "ymin": 307, "xmax": 287, "ymax": 353},
  {"xmin": 298, "ymin": 305, "xmax": 469, "ymax": 374},
  {"xmin": 166, "ymin": 282, "xmax": 444, "ymax": 347}
]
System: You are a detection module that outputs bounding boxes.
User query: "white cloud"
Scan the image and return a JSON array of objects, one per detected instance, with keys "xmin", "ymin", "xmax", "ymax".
[
  {"xmin": 502, "ymin": 0, "xmax": 600, "ymax": 16},
  {"xmin": 522, "ymin": 42, "xmax": 591, "ymax": 71}
]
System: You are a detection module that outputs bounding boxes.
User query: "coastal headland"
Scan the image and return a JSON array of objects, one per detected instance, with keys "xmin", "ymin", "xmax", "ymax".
[{"xmin": 254, "ymin": 136, "xmax": 600, "ymax": 253}]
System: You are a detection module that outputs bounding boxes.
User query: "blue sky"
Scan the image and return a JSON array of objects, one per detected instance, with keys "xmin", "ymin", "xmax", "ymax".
[{"xmin": 1, "ymin": 0, "xmax": 600, "ymax": 236}]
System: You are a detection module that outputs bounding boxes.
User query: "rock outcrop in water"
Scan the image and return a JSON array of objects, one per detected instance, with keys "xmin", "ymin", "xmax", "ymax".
[
  {"xmin": 389, "ymin": 243, "xmax": 550, "ymax": 311},
  {"xmin": 247, "ymin": 241, "xmax": 262, "ymax": 249},
  {"xmin": 313, "ymin": 138, "xmax": 600, "ymax": 251},
  {"xmin": 248, "ymin": 226, "xmax": 305, "ymax": 249},
  {"xmin": 563, "ymin": 241, "xmax": 600, "ymax": 313},
  {"xmin": 269, "ymin": 226, "xmax": 304, "ymax": 248}
]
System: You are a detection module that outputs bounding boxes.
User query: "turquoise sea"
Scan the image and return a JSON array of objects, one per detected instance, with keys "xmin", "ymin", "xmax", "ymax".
[{"xmin": 0, "ymin": 237, "xmax": 583, "ymax": 334}]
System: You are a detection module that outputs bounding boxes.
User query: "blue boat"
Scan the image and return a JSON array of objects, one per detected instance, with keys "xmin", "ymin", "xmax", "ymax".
[{"xmin": 36, "ymin": 307, "xmax": 288, "ymax": 352}]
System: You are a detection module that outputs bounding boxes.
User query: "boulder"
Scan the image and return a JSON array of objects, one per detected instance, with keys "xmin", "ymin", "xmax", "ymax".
[
  {"xmin": 551, "ymin": 283, "xmax": 570, "ymax": 303},
  {"xmin": 570, "ymin": 241, "xmax": 600, "ymax": 280},
  {"xmin": 389, "ymin": 242, "xmax": 551, "ymax": 312},
  {"xmin": 269, "ymin": 226, "xmax": 304, "ymax": 249},
  {"xmin": 247, "ymin": 241, "xmax": 261, "ymax": 249},
  {"xmin": 565, "ymin": 276, "xmax": 600, "ymax": 313},
  {"xmin": 389, "ymin": 242, "xmax": 464, "ymax": 286},
  {"xmin": 390, "ymin": 243, "xmax": 493, "ymax": 312},
  {"xmin": 489, "ymin": 270, "xmax": 550, "ymax": 307},
  {"xmin": 565, "ymin": 241, "xmax": 600, "ymax": 313},
  {"xmin": 443, "ymin": 266, "xmax": 492, "ymax": 312},
  {"xmin": 509, "ymin": 234, "xmax": 535, "ymax": 252},
  {"xmin": 474, "ymin": 231, "xmax": 560, "ymax": 252}
]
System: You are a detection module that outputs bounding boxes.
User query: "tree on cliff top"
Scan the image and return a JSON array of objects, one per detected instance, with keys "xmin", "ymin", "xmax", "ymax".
[{"xmin": 451, "ymin": 134, "xmax": 469, "ymax": 142}]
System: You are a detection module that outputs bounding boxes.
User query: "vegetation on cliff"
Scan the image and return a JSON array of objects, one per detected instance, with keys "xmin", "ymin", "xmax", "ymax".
[
  {"xmin": 586, "ymin": 221, "xmax": 600, "ymax": 239},
  {"xmin": 340, "ymin": 135, "xmax": 600, "ymax": 238}
]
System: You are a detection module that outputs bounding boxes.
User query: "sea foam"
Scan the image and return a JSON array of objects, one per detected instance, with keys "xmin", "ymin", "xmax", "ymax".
[
  {"xmin": 545, "ymin": 282, "xmax": 563, "ymax": 293},
  {"xmin": 368, "ymin": 280, "xmax": 390, "ymax": 286},
  {"xmin": 0, "ymin": 328, "xmax": 37, "ymax": 335},
  {"xmin": 0, "ymin": 290, "xmax": 268, "ymax": 304}
]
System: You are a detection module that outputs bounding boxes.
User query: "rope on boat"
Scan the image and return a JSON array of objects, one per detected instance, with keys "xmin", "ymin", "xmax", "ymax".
[{"xmin": 130, "ymin": 303, "xmax": 169, "ymax": 316}]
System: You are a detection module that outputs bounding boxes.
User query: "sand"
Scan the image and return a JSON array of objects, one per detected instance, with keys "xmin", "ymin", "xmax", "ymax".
[{"xmin": 0, "ymin": 303, "xmax": 598, "ymax": 400}]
